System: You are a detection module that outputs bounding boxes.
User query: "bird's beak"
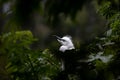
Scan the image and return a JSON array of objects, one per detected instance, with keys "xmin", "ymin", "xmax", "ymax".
[
  {"xmin": 52, "ymin": 35, "xmax": 65, "ymax": 41},
  {"xmin": 52, "ymin": 35, "xmax": 61, "ymax": 39}
]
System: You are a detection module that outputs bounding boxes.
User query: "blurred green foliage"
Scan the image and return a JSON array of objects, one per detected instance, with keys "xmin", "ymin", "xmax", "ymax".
[
  {"xmin": 86, "ymin": 1, "xmax": 120, "ymax": 80},
  {"xmin": 0, "ymin": 31, "xmax": 60, "ymax": 80}
]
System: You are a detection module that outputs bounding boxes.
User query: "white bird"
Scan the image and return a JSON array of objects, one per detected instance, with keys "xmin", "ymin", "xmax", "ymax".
[
  {"xmin": 53, "ymin": 35, "xmax": 75, "ymax": 70},
  {"xmin": 54, "ymin": 35, "xmax": 75, "ymax": 52}
]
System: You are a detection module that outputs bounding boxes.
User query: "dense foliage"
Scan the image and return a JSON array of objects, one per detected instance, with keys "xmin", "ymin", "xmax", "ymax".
[
  {"xmin": 79, "ymin": 1, "xmax": 120, "ymax": 80},
  {"xmin": 0, "ymin": 31, "xmax": 60, "ymax": 80}
]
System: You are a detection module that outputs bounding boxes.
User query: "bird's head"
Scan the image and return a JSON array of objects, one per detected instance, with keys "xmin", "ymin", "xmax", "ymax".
[
  {"xmin": 58, "ymin": 36, "xmax": 72, "ymax": 46},
  {"xmin": 53, "ymin": 35, "xmax": 75, "ymax": 52}
]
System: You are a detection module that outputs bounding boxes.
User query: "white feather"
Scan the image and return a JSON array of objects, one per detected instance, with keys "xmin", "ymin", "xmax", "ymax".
[{"xmin": 57, "ymin": 35, "xmax": 75, "ymax": 52}]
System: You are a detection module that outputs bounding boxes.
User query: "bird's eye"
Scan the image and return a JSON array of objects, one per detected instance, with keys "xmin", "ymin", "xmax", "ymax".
[
  {"xmin": 59, "ymin": 38, "xmax": 66, "ymax": 42},
  {"xmin": 62, "ymin": 39, "xmax": 66, "ymax": 42}
]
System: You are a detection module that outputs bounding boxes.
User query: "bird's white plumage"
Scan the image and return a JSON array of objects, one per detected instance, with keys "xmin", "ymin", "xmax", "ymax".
[{"xmin": 57, "ymin": 35, "xmax": 75, "ymax": 52}]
